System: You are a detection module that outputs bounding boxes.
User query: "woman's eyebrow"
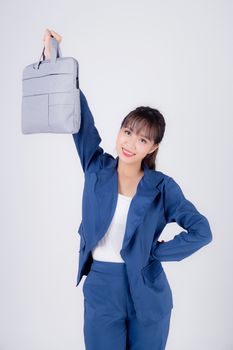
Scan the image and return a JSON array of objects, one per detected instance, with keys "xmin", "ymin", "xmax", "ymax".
[
  {"xmin": 125, "ymin": 126, "xmax": 150, "ymax": 140},
  {"xmin": 139, "ymin": 133, "xmax": 150, "ymax": 140}
]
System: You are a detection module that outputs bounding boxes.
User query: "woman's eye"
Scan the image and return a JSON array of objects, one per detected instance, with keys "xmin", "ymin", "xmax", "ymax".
[
  {"xmin": 140, "ymin": 138, "xmax": 147, "ymax": 143},
  {"xmin": 124, "ymin": 130, "xmax": 131, "ymax": 135}
]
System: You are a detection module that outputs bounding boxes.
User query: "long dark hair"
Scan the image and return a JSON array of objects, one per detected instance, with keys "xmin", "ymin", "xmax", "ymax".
[{"xmin": 120, "ymin": 106, "xmax": 166, "ymax": 170}]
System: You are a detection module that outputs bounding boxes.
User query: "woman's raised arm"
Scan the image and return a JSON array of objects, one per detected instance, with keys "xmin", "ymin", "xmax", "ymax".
[
  {"xmin": 43, "ymin": 29, "xmax": 105, "ymax": 173},
  {"xmin": 72, "ymin": 89, "xmax": 105, "ymax": 173}
]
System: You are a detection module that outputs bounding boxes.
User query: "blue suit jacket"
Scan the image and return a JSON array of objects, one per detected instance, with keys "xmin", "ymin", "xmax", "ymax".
[{"xmin": 72, "ymin": 89, "xmax": 213, "ymax": 325}]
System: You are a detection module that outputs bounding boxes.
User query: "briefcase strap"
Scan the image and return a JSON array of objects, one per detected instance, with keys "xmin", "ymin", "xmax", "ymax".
[{"xmin": 35, "ymin": 36, "xmax": 62, "ymax": 70}]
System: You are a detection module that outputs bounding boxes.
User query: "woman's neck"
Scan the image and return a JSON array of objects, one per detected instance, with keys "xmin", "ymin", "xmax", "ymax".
[{"xmin": 117, "ymin": 158, "xmax": 144, "ymax": 179}]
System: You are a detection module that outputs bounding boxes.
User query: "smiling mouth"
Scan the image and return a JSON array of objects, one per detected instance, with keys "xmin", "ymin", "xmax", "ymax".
[{"xmin": 122, "ymin": 147, "xmax": 136, "ymax": 156}]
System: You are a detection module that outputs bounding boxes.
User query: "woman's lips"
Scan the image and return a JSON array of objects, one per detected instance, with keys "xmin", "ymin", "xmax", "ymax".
[{"xmin": 122, "ymin": 147, "xmax": 135, "ymax": 157}]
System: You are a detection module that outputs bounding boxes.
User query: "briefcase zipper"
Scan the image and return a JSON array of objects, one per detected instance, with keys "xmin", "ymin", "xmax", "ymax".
[{"xmin": 22, "ymin": 72, "xmax": 73, "ymax": 81}]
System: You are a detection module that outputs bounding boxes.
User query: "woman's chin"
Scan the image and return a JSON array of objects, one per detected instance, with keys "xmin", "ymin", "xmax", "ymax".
[{"xmin": 118, "ymin": 154, "xmax": 141, "ymax": 166}]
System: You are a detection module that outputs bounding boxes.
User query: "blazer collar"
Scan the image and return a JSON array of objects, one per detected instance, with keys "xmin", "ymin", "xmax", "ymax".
[
  {"xmin": 99, "ymin": 155, "xmax": 165, "ymax": 191},
  {"xmin": 93, "ymin": 155, "xmax": 165, "ymax": 252}
]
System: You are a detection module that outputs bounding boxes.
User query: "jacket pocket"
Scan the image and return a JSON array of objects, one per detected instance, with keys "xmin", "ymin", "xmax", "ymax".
[
  {"xmin": 140, "ymin": 259, "xmax": 173, "ymax": 320},
  {"xmin": 141, "ymin": 259, "xmax": 163, "ymax": 284}
]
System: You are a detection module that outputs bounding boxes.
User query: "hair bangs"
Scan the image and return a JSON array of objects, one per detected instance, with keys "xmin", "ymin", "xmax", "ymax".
[{"xmin": 121, "ymin": 114, "xmax": 157, "ymax": 143}]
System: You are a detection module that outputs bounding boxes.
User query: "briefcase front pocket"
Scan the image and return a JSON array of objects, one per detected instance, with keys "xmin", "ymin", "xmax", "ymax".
[
  {"xmin": 22, "ymin": 94, "xmax": 49, "ymax": 134},
  {"xmin": 21, "ymin": 90, "xmax": 80, "ymax": 134},
  {"xmin": 49, "ymin": 91, "xmax": 77, "ymax": 132}
]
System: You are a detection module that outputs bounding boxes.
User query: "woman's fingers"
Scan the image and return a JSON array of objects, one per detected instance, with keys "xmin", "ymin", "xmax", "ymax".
[
  {"xmin": 43, "ymin": 28, "xmax": 62, "ymax": 59},
  {"xmin": 50, "ymin": 29, "xmax": 62, "ymax": 43},
  {"xmin": 43, "ymin": 28, "xmax": 52, "ymax": 59},
  {"xmin": 43, "ymin": 28, "xmax": 62, "ymax": 42},
  {"xmin": 43, "ymin": 28, "xmax": 51, "ymax": 42}
]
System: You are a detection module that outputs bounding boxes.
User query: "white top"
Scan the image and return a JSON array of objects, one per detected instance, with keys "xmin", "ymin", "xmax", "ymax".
[{"xmin": 91, "ymin": 193, "xmax": 133, "ymax": 262}]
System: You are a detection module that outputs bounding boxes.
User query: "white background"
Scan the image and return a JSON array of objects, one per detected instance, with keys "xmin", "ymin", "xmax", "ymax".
[{"xmin": 0, "ymin": 0, "xmax": 232, "ymax": 349}]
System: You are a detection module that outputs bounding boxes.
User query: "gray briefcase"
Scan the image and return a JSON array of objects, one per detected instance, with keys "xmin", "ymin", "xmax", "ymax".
[{"xmin": 21, "ymin": 36, "xmax": 81, "ymax": 134}]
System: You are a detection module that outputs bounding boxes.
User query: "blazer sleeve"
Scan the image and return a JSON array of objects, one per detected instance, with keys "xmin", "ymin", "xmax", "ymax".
[
  {"xmin": 152, "ymin": 176, "xmax": 213, "ymax": 262},
  {"xmin": 72, "ymin": 89, "xmax": 104, "ymax": 173}
]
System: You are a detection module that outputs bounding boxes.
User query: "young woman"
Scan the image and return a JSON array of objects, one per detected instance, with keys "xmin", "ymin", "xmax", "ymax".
[{"xmin": 43, "ymin": 29, "xmax": 213, "ymax": 350}]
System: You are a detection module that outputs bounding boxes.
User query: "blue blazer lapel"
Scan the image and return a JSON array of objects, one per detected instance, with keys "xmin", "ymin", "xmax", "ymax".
[
  {"xmin": 93, "ymin": 156, "xmax": 165, "ymax": 252},
  {"xmin": 122, "ymin": 167, "xmax": 164, "ymax": 251}
]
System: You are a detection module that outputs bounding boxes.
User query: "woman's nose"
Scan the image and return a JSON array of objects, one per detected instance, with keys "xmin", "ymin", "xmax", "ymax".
[{"xmin": 125, "ymin": 143, "xmax": 136, "ymax": 152}]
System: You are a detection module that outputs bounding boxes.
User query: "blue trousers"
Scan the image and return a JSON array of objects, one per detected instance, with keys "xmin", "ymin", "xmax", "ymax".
[{"xmin": 82, "ymin": 259, "xmax": 171, "ymax": 350}]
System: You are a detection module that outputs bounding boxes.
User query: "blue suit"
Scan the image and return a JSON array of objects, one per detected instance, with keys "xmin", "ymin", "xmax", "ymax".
[{"xmin": 73, "ymin": 89, "xmax": 213, "ymax": 349}]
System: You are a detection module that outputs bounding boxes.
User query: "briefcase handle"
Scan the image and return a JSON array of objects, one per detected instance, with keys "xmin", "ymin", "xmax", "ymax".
[{"xmin": 34, "ymin": 36, "xmax": 62, "ymax": 70}]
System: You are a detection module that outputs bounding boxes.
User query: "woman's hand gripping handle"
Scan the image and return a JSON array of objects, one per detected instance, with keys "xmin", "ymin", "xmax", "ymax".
[{"xmin": 43, "ymin": 28, "xmax": 62, "ymax": 59}]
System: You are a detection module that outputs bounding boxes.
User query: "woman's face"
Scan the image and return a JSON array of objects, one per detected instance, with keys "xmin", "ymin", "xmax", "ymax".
[{"xmin": 115, "ymin": 126, "xmax": 159, "ymax": 165}]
